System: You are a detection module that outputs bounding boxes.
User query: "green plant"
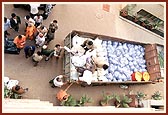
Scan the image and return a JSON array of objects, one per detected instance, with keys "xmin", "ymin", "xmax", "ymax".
[
  {"xmin": 114, "ymin": 94, "xmax": 132, "ymax": 108},
  {"xmin": 78, "ymin": 95, "xmax": 92, "ymax": 106},
  {"xmin": 136, "ymin": 91, "xmax": 147, "ymax": 100},
  {"xmin": 99, "ymin": 92, "xmax": 114, "ymax": 106},
  {"xmin": 151, "ymin": 91, "xmax": 162, "ymax": 100},
  {"xmin": 153, "ymin": 20, "xmax": 164, "ymax": 30},
  {"xmin": 60, "ymin": 95, "xmax": 77, "ymax": 106},
  {"xmin": 4, "ymin": 86, "xmax": 22, "ymax": 99},
  {"xmin": 60, "ymin": 95, "xmax": 93, "ymax": 106}
]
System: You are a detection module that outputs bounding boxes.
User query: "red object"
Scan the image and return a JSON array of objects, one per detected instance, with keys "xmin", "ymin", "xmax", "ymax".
[
  {"xmin": 131, "ymin": 72, "xmax": 142, "ymax": 81},
  {"xmin": 142, "ymin": 72, "xmax": 150, "ymax": 81},
  {"xmin": 102, "ymin": 4, "xmax": 110, "ymax": 12}
]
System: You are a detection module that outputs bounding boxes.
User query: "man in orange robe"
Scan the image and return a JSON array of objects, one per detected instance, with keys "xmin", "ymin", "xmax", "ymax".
[{"xmin": 13, "ymin": 34, "xmax": 26, "ymax": 50}]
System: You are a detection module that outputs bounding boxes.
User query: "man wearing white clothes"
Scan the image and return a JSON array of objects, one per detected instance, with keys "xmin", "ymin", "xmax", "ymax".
[
  {"xmin": 34, "ymin": 14, "xmax": 43, "ymax": 27},
  {"xmin": 49, "ymin": 75, "xmax": 68, "ymax": 88},
  {"xmin": 4, "ymin": 17, "xmax": 11, "ymax": 37},
  {"xmin": 35, "ymin": 33, "xmax": 45, "ymax": 47},
  {"xmin": 29, "ymin": 4, "xmax": 40, "ymax": 18}
]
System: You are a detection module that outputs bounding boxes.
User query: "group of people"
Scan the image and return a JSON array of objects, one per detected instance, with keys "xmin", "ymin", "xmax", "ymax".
[{"xmin": 4, "ymin": 8, "xmax": 70, "ymax": 89}]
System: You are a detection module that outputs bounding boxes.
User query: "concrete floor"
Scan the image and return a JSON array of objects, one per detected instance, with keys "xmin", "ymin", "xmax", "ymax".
[{"xmin": 3, "ymin": 4, "xmax": 164, "ymax": 106}]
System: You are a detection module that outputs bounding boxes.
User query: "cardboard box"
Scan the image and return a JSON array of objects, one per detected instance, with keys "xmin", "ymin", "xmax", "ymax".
[{"xmin": 145, "ymin": 50, "xmax": 158, "ymax": 60}]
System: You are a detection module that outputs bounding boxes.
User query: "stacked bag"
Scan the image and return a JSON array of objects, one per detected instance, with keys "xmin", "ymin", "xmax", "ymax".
[{"xmin": 102, "ymin": 40, "xmax": 147, "ymax": 82}]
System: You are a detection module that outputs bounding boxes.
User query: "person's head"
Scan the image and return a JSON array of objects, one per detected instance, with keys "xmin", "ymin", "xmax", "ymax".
[
  {"xmin": 25, "ymin": 15, "xmax": 30, "ymax": 20},
  {"xmin": 53, "ymin": 20, "xmax": 57, "ymax": 23},
  {"xmin": 37, "ymin": 51, "xmax": 42, "ymax": 56},
  {"xmin": 4, "ymin": 17, "xmax": 7, "ymax": 23},
  {"xmin": 11, "ymin": 13, "xmax": 16, "ymax": 18},
  {"xmin": 86, "ymin": 40, "xmax": 93, "ymax": 49},
  {"xmin": 56, "ymin": 77, "xmax": 62, "ymax": 82},
  {"xmin": 42, "ymin": 45, "xmax": 47, "ymax": 49},
  {"xmin": 39, "ymin": 33, "xmax": 44, "ymax": 38},
  {"xmin": 37, "ymin": 13, "xmax": 40, "ymax": 17},
  {"xmin": 87, "ymin": 41, "xmax": 93, "ymax": 46},
  {"xmin": 55, "ymin": 44, "xmax": 61, "ymax": 48},
  {"xmin": 15, "ymin": 85, "xmax": 21, "ymax": 91},
  {"xmin": 18, "ymin": 35, "xmax": 22, "ymax": 39},
  {"xmin": 102, "ymin": 64, "xmax": 109, "ymax": 70},
  {"xmin": 63, "ymin": 95, "xmax": 68, "ymax": 101}
]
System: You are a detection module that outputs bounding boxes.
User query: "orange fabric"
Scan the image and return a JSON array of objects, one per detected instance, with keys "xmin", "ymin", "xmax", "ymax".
[
  {"xmin": 56, "ymin": 89, "xmax": 69, "ymax": 101},
  {"xmin": 12, "ymin": 86, "xmax": 25, "ymax": 94},
  {"xmin": 13, "ymin": 35, "xmax": 26, "ymax": 49},
  {"xmin": 26, "ymin": 25, "xmax": 36, "ymax": 40}
]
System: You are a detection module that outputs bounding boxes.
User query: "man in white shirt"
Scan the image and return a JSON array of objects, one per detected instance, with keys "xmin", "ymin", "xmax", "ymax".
[
  {"xmin": 34, "ymin": 13, "xmax": 43, "ymax": 27},
  {"xmin": 35, "ymin": 33, "xmax": 45, "ymax": 47},
  {"xmin": 4, "ymin": 17, "xmax": 11, "ymax": 37},
  {"xmin": 24, "ymin": 15, "xmax": 35, "ymax": 28},
  {"xmin": 29, "ymin": 4, "xmax": 40, "ymax": 18},
  {"xmin": 49, "ymin": 75, "xmax": 68, "ymax": 88}
]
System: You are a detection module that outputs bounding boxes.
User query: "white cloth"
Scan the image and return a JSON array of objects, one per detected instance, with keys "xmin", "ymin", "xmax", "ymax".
[
  {"xmin": 53, "ymin": 75, "xmax": 64, "ymax": 87},
  {"xmin": 24, "ymin": 16, "xmax": 35, "ymax": 25},
  {"xmin": 4, "ymin": 19, "xmax": 11, "ymax": 31},
  {"xmin": 35, "ymin": 34, "xmax": 45, "ymax": 46},
  {"xmin": 79, "ymin": 70, "xmax": 92, "ymax": 85},
  {"xmin": 6, "ymin": 80, "xmax": 19, "ymax": 89},
  {"xmin": 34, "ymin": 16, "xmax": 43, "ymax": 23},
  {"xmin": 30, "ymin": 4, "xmax": 40, "ymax": 14}
]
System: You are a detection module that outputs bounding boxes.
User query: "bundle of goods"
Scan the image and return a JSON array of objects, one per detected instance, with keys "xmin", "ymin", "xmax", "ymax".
[{"xmin": 102, "ymin": 40, "xmax": 148, "ymax": 82}]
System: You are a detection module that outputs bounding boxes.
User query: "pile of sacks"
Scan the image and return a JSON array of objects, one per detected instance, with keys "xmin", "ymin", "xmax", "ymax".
[{"xmin": 102, "ymin": 40, "xmax": 147, "ymax": 82}]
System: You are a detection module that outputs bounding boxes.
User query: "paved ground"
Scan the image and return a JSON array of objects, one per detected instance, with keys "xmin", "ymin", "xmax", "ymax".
[{"xmin": 3, "ymin": 4, "xmax": 164, "ymax": 106}]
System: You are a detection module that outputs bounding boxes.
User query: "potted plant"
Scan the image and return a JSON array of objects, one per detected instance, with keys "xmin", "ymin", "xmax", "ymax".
[
  {"xmin": 99, "ymin": 92, "xmax": 114, "ymax": 106},
  {"xmin": 127, "ymin": 90, "xmax": 136, "ymax": 107},
  {"xmin": 136, "ymin": 91, "xmax": 147, "ymax": 108},
  {"xmin": 4, "ymin": 86, "xmax": 22, "ymax": 99},
  {"xmin": 60, "ymin": 95, "xmax": 77, "ymax": 106},
  {"xmin": 151, "ymin": 91, "xmax": 162, "ymax": 100},
  {"xmin": 77, "ymin": 95, "xmax": 92, "ymax": 106},
  {"xmin": 114, "ymin": 94, "xmax": 132, "ymax": 108}
]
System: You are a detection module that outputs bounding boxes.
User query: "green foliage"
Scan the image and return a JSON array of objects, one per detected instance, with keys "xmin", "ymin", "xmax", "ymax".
[
  {"xmin": 158, "ymin": 51, "xmax": 164, "ymax": 68},
  {"xmin": 136, "ymin": 91, "xmax": 146, "ymax": 100},
  {"xmin": 100, "ymin": 91, "xmax": 114, "ymax": 106},
  {"xmin": 78, "ymin": 95, "xmax": 92, "ymax": 106},
  {"xmin": 151, "ymin": 91, "xmax": 162, "ymax": 100},
  {"xmin": 60, "ymin": 95, "xmax": 92, "ymax": 106},
  {"xmin": 114, "ymin": 94, "xmax": 132, "ymax": 108},
  {"xmin": 4, "ymin": 86, "xmax": 22, "ymax": 99},
  {"xmin": 60, "ymin": 95, "xmax": 77, "ymax": 106}
]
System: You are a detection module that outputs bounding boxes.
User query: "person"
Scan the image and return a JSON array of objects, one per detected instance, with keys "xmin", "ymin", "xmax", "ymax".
[
  {"xmin": 24, "ymin": 45, "xmax": 35, "ymax": 58},
  {"xmin": 12, "ymin": 85, "xmax": 28, "ymax": 94},
  {"xmin": 29, "ymin": 4, "xmax": 40, "ymax": 18},
  {"xmin": 41, "ymin": 45, "xmax": 54, "ymax": 61},
  {"xmin": 53, "ymin": 44, "xmax": 64, "ymax": 59},
  {"xmin": 36, "ymin": 25, "xmax": 48, "ymax": 37},
  {"xmin": 24, "ymin": 15, "xmax": 35, "ymax": 29},
  {"xmin": 46, "ymin": 28, "xmax": 55, "ymax": 44},
  {"xmin": 81, "ymin": 40, "xmax": 94, "ymax": 54},
  {"xmin": 35, "ymin": 33, "xmax": 45, "ymax": 47},
  {"xmin": 10, "ymin": 13, "xmax": 21, "ymax": 32},
  {"xmin": 32, "ymin": 51, "xmax": 43, "ymax": 66},
  {"xmin": 13, "ymin": 35, "xmax": 26, "ymax": 51},
  {"xmin": 4, "ymin": 17, "xmax": 11, "ymax": 37},
  {"xmin": 34, "ymin": 13, "xmax": 43, "ymax": 27},
  {"xmin": 92, "ymin": 56, "xmax": 109, "ymax": 70},
  {"xmin": 49, "ymin": 75, "xmax": 68, "ymax": 88},
  {"xmin": 25, "ymin": 22, "xmax": 36, "ymax": 40},
  {"xmin": 48, "ymin": 20, "xmax": 58, "ymax": 32}
]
